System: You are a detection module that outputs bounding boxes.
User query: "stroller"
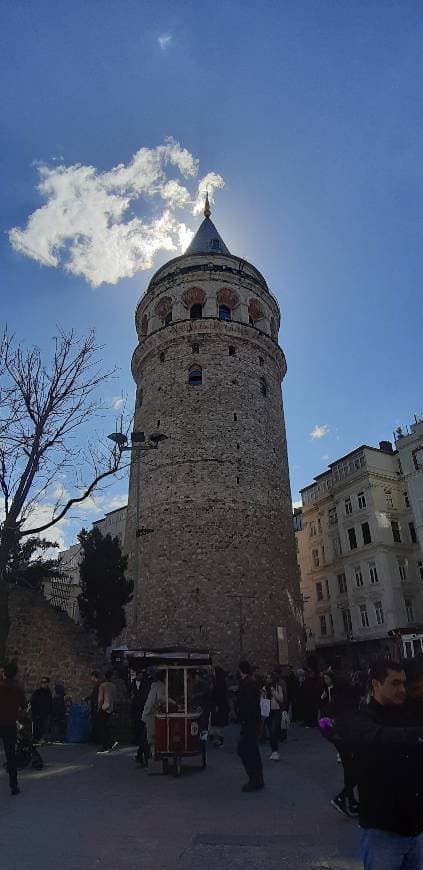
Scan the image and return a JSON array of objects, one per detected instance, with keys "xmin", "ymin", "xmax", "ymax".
[{"xmin": 3, "ymin": 719, "xmax": 43, "ymax": 773}]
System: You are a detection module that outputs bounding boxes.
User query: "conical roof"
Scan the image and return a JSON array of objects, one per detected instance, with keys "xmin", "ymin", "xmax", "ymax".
[{"xmin": 184, "ymin": 195, "xmax": 231, "ymax": 256}]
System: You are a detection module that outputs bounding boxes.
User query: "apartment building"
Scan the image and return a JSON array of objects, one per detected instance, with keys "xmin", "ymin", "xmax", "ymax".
[
  {"xmin": 43, "ymin": 505, "xmax": 127, "ymax": 621},
  {"xmin": 296, "ymin": 440, "xmax": 423, "ymax": 667},
  {"xmin": 395, "ymin": 418, "xmax": 423, "ymax": 555}
]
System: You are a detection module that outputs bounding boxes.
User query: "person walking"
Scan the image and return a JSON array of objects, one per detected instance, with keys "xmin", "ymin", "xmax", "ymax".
[
  {"xmin": 50, "ymin": 683, "xmax": 67, "ymax": 743},
  {"xmin": 237, "ymin": 660, "xmax": 264, "ymax": 792},
  {"xmin": 31, "ymin": 677, "xmax": 52, "ymax": 744},
  {"xmin": 97, "ymin": 671, "xmax": 118, "ymax": 755},
  {"xmin": 262, "ymin": 672, "xmax": 286, "ymax": 761},
  {"xmin": 322, "ymin": 675, "xmax": 361, "ymax": 819},
  {"xmin": 142, "ymin": 670, "xmax": 167, "ymax": 761},
  {"xmin": 210, "ymin": 666, "xmax": 229, "ymax": 747},
  {"xmin": 0, "ymin": 662, "xmax": 27, "ymax": 796},
  {"xmin": 345, "ymin": 660, "xmax": 423, "ymax": 870},
  {"xmin": 131, "ymin": 669, "xmax": 151, "ymax": 766}
]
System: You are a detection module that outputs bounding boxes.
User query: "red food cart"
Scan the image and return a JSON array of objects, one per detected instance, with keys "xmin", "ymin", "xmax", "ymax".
[{"xmin": 124, "ymin": 647, "xmax": 212, "ymax": 776}]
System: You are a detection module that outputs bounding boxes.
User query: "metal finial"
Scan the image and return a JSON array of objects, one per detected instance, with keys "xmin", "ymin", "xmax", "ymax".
[{"xmin": 204, "ymin": 191, "xmax": 211, "ymax": 218}]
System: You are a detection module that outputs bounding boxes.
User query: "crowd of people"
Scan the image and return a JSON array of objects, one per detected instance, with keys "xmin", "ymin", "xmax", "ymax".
[{"xmin": 2, "ymin": 655, "xmax": 423, "ymax": 869}]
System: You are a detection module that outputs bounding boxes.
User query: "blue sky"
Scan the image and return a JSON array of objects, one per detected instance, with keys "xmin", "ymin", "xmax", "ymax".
[{"xmin": 1, "ymin": 0, "xmax": 422, "ymax": 545}]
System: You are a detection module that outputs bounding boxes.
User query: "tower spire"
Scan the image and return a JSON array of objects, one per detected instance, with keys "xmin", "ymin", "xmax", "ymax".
[{"xmin": 204, "ymin": 191, "xmax": 211, "ymax": 218}]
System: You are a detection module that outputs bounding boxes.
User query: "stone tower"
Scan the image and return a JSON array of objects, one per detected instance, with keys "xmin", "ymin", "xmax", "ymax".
[{"xmin": 125, "ymin": 198, "xmax": 303, "ymax": 669}]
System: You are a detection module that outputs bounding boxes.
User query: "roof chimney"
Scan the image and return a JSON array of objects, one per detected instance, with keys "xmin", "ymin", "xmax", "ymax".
[{"xmin": 379, "ymin": 440, "xmax": 394, "ymax": 454}]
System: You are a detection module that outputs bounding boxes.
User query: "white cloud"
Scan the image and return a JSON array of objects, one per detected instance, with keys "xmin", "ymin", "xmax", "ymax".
[
  {"xmin": 310, "ymin": 424, "xmax": 330, "ymax": 440},
  {"xmin": 292, "ymin": 500, "xmax": 302, "ymax": 509},
  {"xmin": 9, "ymin": 139, "xmax": 225, "ymax": 286},
  {"xmin": 22, "ymin": 504, "xmax": 69, "ymax": 549},
  {"xmin": 158, "ymin": 34, "xmax": 172, "ymax": 50},
  {"xmin": 112, "ymin": 396, "xmax": 125, "ymax": 410}
]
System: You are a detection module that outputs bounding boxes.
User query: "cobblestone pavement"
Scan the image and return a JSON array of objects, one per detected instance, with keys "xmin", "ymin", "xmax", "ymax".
[{"xmin": 0, "ymin": 726, "xmax": 362, "ymax": 870}]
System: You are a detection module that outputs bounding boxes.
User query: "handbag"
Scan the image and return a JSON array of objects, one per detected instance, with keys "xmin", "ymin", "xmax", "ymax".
[{"xmin": 260, "ymin": 697, "xmax": 271, "ymax": 718}]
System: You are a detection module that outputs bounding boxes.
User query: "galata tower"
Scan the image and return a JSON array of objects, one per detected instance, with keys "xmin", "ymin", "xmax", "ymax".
[{"xmin": 125, "ymin": 196, "xmax": 303, "ymax": 669}]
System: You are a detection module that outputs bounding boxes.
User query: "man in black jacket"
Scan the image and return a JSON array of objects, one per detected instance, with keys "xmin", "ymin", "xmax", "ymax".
[
  {"xmin": 237, "ymin": 660, "xmax": 264, "ymax": 792},
  {"xmin": 31, "ymin": 677, "xmax": 52, "ymax": 743},
  {"xmin": 346, "ymin": 660, "xmax": 423, "ymax": 870}
]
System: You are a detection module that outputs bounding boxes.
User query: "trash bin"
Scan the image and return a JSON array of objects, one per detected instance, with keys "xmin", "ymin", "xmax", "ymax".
[{"xmin": 66, "ymin": 703, "xmax": 91, "ymax": 743}]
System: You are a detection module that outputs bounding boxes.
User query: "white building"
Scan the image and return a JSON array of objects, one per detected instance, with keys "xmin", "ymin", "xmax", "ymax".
[
  {"xmin": 296, "ymin": 440, "xmax": 423, "ymax": 668},
  {"xmin": 395, "ymin": 418, "xmax": 423, "ymax": 555},
  {"xmin": 43, "ymin": 505, "xmax": 127, "ymax": 620}
]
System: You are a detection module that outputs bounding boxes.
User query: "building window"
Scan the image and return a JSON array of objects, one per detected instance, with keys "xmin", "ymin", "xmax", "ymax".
[
  {"xmin": 309, "ymin": 521, "xmax": 317, "ymax": 538},
  {"xmin": 188, "ymin": 367, "xmax": 202, "ymax": 386},
  {"xmin": 337, "ymin": 573, "xmax": 347, "ymax": 594},
  {"xmin": 398, "ymin": 559, "xmax": 408, "ymax": 583},
  {"xmin": 358, "ymin": 492, "xmax": 367, "ymax": 510},
  {"xmin": 385, "ymin": 489, "xmax": 393, "ymax": 508},
  {"xmin": 362, "ymin": 522, "xmax": 372, "ymax": 545},
  {"xmin": 405, "ymin": 599, "xmax": 414, "ymax": 623},
  {"xmin": 359, "ymin": 604, "xmax": 369, "ymax": 628},
  {"xmin": 375, "ymin": 601, "xmax": 384, "ymax": 625},
  {"xmin": 342, "ymin": 608, "xmax": 352, "ymax": 634},
  {"xmin": 409, "ymin": 522, "xmax": 417, "ymax": 544},
  {"xmin": 160, "ymin": 352, "xmax": 165, "ymax": 363},
  {"xmin": 329, "ymin": 613, "xmax": 334, "ymax": 634},
  {"xmin": 345, "ymin": 497, "xmax": 353, "ymax": 516},
  {"xmin": 192, "ymin": 343, "xmax": 199, "ymax": 354},
  {"xmin": 317, "ymin": 518, "xmax": 322, "ymax": 535},
  {"xmin": 316, "ymin": 581, "xmax": 323, "ymax": 601},
  {"xmin": 348, "ymin": 528, "xmax": 358, "ymax": 550},
  {"xmin": 334, "ymin": 536, "xmax": 342, "ymax": 557},
  {"xmin": 417, "ymin": 561, "xmax": 423, "ymax": 581},
  {"xmin": 229, "ymin": 346, "xmax": 235, "ymax": 356},
  {"xmin": 412, "ymin": 447, "xmax": 423, "ymax": 470},
  {"xmin": 369, "ymin": 562, "xmax": 379, "ymax": 584},
  {"xmin": 164, "ymin": 311, "xmax": 172, "ymax": 326},
  {"xmin": 320, "ymin": 614, "xmax": 327, "ymax": 636},
  {"xmin": 391, "ymin": 520, "xmax": 401, "ymax": 543},
  {"xmin": 328, "ymin": 508, "xmax": 338, "ymax": 526},
  {"xmin": 218, "ymin": 305, "xmax": 231, "ymax": 321},
  {"xmin": 404, "ymin": 491, "xmax": 410, "ymax": 508},
  {"xmin": 325, "ymin": 578, "xmax": 330, "ymax": 599},
  {"xmin": 190, "ymin": 303, "xmax": 203, "ymax": 320},
  {"xmin": 355, "ymin": 567, "xmax": 363, "ymax": 588},
  {"xmin": 260, "ymin": 378, "xmax": 267, "ymax": 397},
  {"xmin": 259, "ymin": 356, "xmax": 264, "ymax": 366},
  {"xmin": 312, "ymin": 548, "xmax": 320, "ymax": 568}
]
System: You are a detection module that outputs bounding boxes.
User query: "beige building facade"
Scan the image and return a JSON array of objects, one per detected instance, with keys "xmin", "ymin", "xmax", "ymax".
[
  {"xmin": 124, "ymin": 201, "xmax": 303, "ymax": 669},
  {"xmin": 296, "ymin": 440, "xmax": 423, "ymax": 667}
]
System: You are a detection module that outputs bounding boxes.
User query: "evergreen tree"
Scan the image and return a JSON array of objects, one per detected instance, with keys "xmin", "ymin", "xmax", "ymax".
[
  {"xmin": 7, "ymin": 536, "xmax": 63, "ymax": 591},
  {"xmin": 77, "ymin": 526, "xmax": 133, "ymax": 648}
]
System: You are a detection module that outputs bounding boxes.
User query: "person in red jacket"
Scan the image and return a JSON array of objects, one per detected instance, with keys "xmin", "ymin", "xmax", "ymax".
[{"xmin": 0, "ymin": 662, "xmax": 27, "ymax": 795}]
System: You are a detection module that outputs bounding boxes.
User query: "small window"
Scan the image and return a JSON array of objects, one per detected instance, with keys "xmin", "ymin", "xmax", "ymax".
[
  {"xmin": 192, "ymin": 343, "xmax": 199, "ymax": 354},
  {"xmin": 188, "ymin": 367, "xmax": 202, "ymax": 386},
  {"xmin": 375, "ymin": 601, "xmax": 384, "ymax": 626},
  {"xmin": 328, "ymin": 508, "xmax": 338, "ymax": 526},
  {"xmin": 329, "ymin": 613, "xmax": 334, "ymax": 634},
  {"xmin": 348, "ymin": 528, "xmax": 358, "ymax": 550},
  {"xmin": 190, "ymin": 303, "xmax": 203, "ymax": 320},
  {"xmin": 359, "ymin": 604, "xmax": 369, "ymax": 628},
  {"xmin": 160, "ymin": 352, "xmax": 165, "ymax": 363},
  {"xmin": 405, "ymin": 599, "xmax": 414, "ymax": 623},
  {"xmin": 345, "ymin": 497, "xmax": 353, "ymax": 516},
  {"xmin": 259, "ymin": 356, "xmax": 264, "ymax": 366},
  {"xmin": 342, "ymin": 608, "xmax": 352, "ymax": 634},
  {"xmin": 229, "ymin": 346, "xmax": 236, "ymax": 356},
  {"xmin": 385, "ymin": 488, "xmax": 393, "ymax": 509},
  {"xmin": 369, "ymin": 562, "xmax": 379, "ymax": 584},
  {"xmin": 355, "ymin": 567, "xmax": 363, "ymax": 588},
  {"xmin": 409, "ymin": 522, "xmax": 417, "ymax": 544},
  {"xmin": 234, "ymin": 413, "xmax": 237, "ymax": 421},
  {"xmin": 309, "ymin": 521, "xmax": 317, "ymax": 538},
  {"xmin": 398, "ymin": 559, "xmax": 408, "ymax": 582},
  {"xmin": 260, "ymin": 378, "xmax": 267, "ymax": 397},
  {"xmin": 317, "ymin": 518, "xmax": 322, "ymax": 534},
  {"xmin": 325, "ymin": 578, "xmax": 330, "ymax": 599},
  {"xmin": 391, "ymin": 520, "xmax": 401, "ymax": 543},
  {"xmin": 219, "ymin": 305, "xmax": 231, "ymax": 321},
  {"xmin": 316, "ymin": 581, "xmax": 323, "ymax": 601},
  {"xmin": 418, "ymin": 560, "xmax": 423, "ymax": 581},
  {"xmin": 164, "ymin": 311, "xmax": 172, "ymax": 326},
  {"xmin": 312, "ymin": 548, "xmax": 320, "ymax": 568},
  {"xmin": 358, "ymin": 492, "xmax": 366, "ymax": 510},
  {"xmin": 337, "ymin": 573, "xmax": 347, "ymax": 594},
  {"xmin": 404, "ymin": 491, "xmax": 410, "ymax": 508},
  {"xmin": 362, "ymin": 522, "xmax": 372, "ymax": 545},
  {"xmin": 236, "ymin": 476, "xmax": 240, "ymax": 484},
  {"xmin": 320, "ymin": 614, "xmax": 327, "ymax": 636}
]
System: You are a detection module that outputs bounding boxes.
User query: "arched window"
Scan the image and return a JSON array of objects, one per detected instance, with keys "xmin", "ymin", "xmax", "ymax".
[
  {"xmin": 219, "ymin": 305, "xmax": 231, "ymax": 322},
  {"xmin": 248, "ymin": 299, "xmax": 264, "ymax": 327},
  {"xmin": 260, "ymin": 378, "xmax": 267, "ymax": 397},
  {"xmin": 190, "ymin": 303, "xmax": 203, "ymax": 320},
  {"xmin": 164, "ymin": 311, "xmax": 172, "ymax": 326},
  {"xmin": 189, "ymin": 366, "xmax": 202, "ymax": 386}
]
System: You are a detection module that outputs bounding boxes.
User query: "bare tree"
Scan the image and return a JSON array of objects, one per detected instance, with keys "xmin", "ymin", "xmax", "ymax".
[{"xmin": 0, "ymin": 329, "xmax": 128, "ymax": 662}]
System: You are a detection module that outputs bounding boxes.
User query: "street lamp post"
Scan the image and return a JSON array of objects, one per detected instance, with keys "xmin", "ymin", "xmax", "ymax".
[{"xmin": 108, "ymin": 430, "xmax": 168, "ymax": 625}]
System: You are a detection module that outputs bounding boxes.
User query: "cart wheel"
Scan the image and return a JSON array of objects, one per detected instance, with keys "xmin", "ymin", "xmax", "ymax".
[
  {"xmin": 162, "ymin": 758, "xmax": 169, "ymax": 776},
  {"xmin": 174, "ymin": 756, "xmax": 182, "ymax": 777}
]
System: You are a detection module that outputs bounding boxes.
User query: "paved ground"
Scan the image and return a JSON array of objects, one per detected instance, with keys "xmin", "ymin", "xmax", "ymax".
[{"xmin": 0, "ymin": 726, "xmax": 362, "ymax": 870}]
